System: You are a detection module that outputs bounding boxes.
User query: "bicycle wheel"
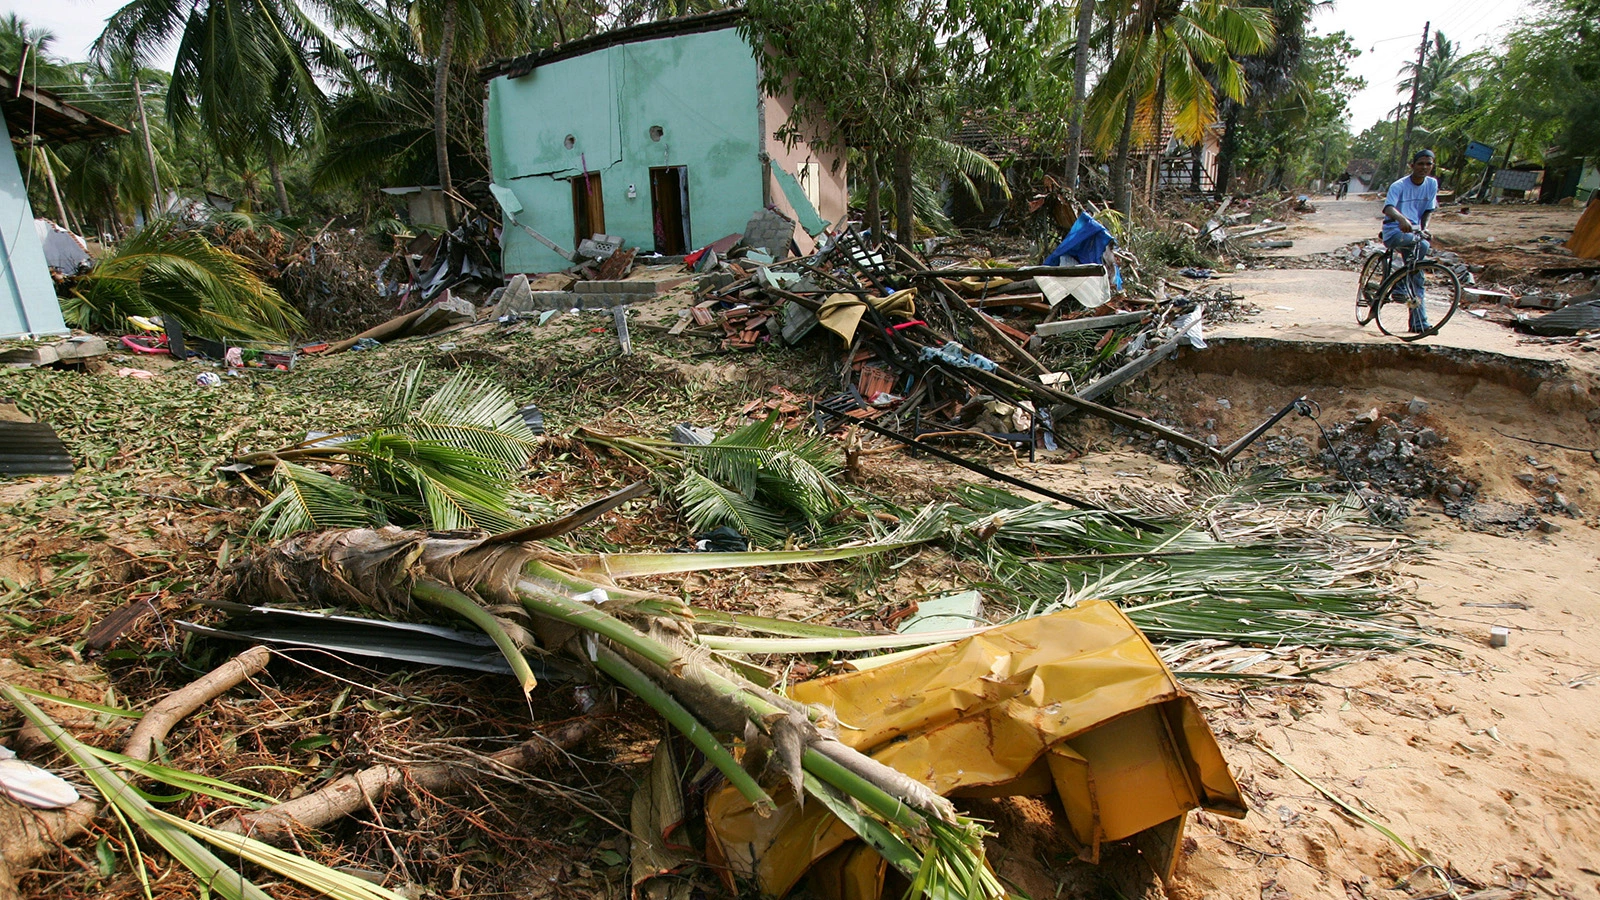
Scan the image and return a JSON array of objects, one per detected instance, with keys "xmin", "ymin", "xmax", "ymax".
[
  {"xmin": 1373, "ymin": 260, "xmax": 1461, "ymax": 341},
  {"xmin": 1355, "ymin": 252, "xmax": 1387, "ymax": 325}
]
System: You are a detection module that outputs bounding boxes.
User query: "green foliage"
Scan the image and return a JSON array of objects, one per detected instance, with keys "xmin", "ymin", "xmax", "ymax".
[
  {"xmin": 743, "ymin": 0, "xmax": 1060, "ymax": 232},
  {"xmin": 251, "ymin": 365, "xmax": 541, "ymax": 540},
  {"xmin": 1227, "ymin": 29, "xmax": 1366, "ymax": 189},
  {"xmin": 674, "ymin": 411, "xmax": 847, "ymax": 545},
  {"xmin": 1123, "ymin": 223, "xmax": 1213, "ymax": 269},
  {"xmin": 1086, "ymin": 0, "xmax": 1275, "ymax": 153},
  {"xmin": 60, "ymin": 219, "xmax": 304, "ymax": 339}
]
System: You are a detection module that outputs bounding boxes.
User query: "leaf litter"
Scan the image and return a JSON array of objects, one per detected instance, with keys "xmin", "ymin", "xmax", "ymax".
[{"xmin": 0, "ymin": 311, "xmax": 1432, "ymax": 900}]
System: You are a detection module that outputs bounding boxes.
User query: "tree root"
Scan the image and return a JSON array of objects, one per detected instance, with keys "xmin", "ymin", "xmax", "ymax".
[
  {"xmin": 125, "ymin": 645, "xmax": 274, "ymax": 762},
  {"xmin": 0, "ymin": 645, "xmax": 273, "ymax": 874},
  {"xmin": 220, "ymin": 716, "xmax": 597, "ymax": 844}
]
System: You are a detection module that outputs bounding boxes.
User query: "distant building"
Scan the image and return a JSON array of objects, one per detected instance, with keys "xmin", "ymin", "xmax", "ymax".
[
  {"xmin": 482, "ymin": 10, "xmax": 846, "ymax": 274},
  {"xmin": 1, "ymin": 73, "xmax": 127, "ymax": 339}
]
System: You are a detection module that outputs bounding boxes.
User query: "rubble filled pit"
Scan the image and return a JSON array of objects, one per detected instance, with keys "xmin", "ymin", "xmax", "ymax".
[{"xmin": 1129, "ymin": 337, "xmax": 1600, "ymax": 526}]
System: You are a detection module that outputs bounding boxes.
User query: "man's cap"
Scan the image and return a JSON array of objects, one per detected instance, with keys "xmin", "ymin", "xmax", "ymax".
[{"xmin": 1412, "ymin": 149, "xmax": 1436, "ymax": 162}]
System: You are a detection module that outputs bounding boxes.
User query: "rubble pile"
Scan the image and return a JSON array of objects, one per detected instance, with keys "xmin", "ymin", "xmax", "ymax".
[
  {"xmin": 630, "ymin": 213, "xmax": 1239, "ymax": 463},
  {"xmin": 1314, "ymin": 403, "xmax": 1472, "ymax": 522}
]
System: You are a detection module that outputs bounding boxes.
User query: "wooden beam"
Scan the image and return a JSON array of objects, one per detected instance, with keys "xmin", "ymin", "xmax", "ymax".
[
  {"xmin": 1035, "ymin": 310, "xmax": 1146, "ymax": 337},
  {"xmin": 1074, "ymin": 315, "xmax": 1201, "ymax": 402},
  {"xmin": 907, "ymin": 264, "xmax": 1105, "ymax": 278}
]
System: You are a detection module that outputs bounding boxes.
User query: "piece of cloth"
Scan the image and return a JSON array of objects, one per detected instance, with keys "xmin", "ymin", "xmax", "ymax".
[
  {"xmin": 1035, "ymin": 274, "xmax": 1112, "ymax": 310},
  {"xmin": 1383, "ymin": 231, "xmax": 1431, "ymax": 332},
  {"xmin": 1381, "ymin": 175, "xmax": 1438, "ymax": 241},
  {"xmin": 1044, "ymin": 211, "xmax": 1122, "ymax": 290},
  {"xmin": 815, "ymin": 289, "xmax": 917, "ymax": 343},
  {"xmin": 1568, "ymin": 195, "xmax": 1600, "ymax": 261},
  {"xmin": 1045, "ymin": 211, "xmax": 1114, "ymax": 268}
]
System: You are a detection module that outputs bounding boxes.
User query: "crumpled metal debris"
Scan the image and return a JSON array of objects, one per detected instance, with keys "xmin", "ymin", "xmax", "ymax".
[{"xmin": 703, "ymin": 600, "xmax": 1247, "ymax": 900}]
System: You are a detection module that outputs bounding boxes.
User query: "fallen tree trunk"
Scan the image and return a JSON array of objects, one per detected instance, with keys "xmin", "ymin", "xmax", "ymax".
[
  {"xmin": 220, "ymin": 716, "xmax": 597, "ymax": 843},
  {"xmin": 0, "ymin": 646, "xmax": 272, "ymax": 873}
]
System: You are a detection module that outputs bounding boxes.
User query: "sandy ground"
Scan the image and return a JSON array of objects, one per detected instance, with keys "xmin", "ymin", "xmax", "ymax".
[{"xmin": 1111, "ymin": 200, "xmax": 1600, "ymax": 899}]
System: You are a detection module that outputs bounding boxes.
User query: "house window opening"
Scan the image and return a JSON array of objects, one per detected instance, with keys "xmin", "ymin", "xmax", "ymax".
[
  {"xmin": 798, "ymin": 160, "xmax": 822, "ymax": 213},
  {"xmin": 649, "ymin": 166, "xmax": 692, "ymax": 255}
]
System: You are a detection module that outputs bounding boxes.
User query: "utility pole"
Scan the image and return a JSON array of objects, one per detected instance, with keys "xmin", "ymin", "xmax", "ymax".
[
  {"xmin": 1399, "ymin": 22, "xmax": 1430, "ymax": 168},
  {"xmin": 132, "ymin": 76, "xmax": 164, "ymax": 215}
]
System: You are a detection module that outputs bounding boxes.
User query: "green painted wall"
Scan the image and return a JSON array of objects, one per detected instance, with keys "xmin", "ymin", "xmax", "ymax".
[{"xmin": 487, "ymin": 27, "xmax": 765, "ymax": 273}]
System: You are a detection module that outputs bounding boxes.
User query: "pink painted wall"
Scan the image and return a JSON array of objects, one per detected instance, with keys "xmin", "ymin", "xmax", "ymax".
[{"xmin": 762, "ymin": 88, "xmax": 848, "ymax": 231}]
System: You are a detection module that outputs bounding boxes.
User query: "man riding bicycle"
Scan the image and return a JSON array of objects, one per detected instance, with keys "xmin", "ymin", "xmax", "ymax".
[{"xmin": 1381, "ymin": 150, "xmax": 1439, "ymax": 333}]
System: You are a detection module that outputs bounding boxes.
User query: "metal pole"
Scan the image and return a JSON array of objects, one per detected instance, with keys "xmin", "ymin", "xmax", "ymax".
[
  {"xmin": 1399, "ymin": 22, "xmax": 1430, "ymax": 167},
  {"xmin": 132, "ymin": 76, "xmax": 164, "ymax": 215}
]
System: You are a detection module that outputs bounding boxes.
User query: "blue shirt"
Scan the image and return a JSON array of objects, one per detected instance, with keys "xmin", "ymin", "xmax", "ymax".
[{"xmin": 1383, "ymin": 175, "xmax": 1438, "ymax": 239}]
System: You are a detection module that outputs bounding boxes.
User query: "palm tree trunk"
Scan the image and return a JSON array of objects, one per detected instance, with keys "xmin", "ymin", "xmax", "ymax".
[
  {"xmin": 433, "ymin": 0, "xmax": 460, "ymax": 218},
  {"xmin": 892, "ymin": 143, "xmax": 913, "ymax": 241},
  {"xmin": 1113, "ymin": 89, "xmax": 1136, "ymax": 219},
  {"xmin": 1064, "ymin": 0, "xmax": 1096, "ymax": 191},
  {"xmin": 1213, "ymin": 100, "xmax": 1240, "ymax": 200},
  {"xmin": 864, "ymin": 146, "xmax": 882, "ymax": 238},
  {"xmin": 266, "ymin": 146, "xmax": 291, "ymax": 217},
  {"xmin": 1147, "ymin": 69, "xmax": 1166, "ymax": 205}
]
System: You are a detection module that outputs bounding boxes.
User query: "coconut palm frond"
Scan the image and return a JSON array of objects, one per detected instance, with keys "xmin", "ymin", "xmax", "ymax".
[
  {"xmin": 65, "ymin": 220, "xmax": 304, "ymax": 340},
  {"xmin": 246, "ymin": 367, "xmax": 536, "ymax": 538},
  {"xmin": 379, "ymin": 363, "xmax": 430, "ymax": 425},
  {"xmin": 676, "ymin": 469, "xmax": 788, "ymax": 545},
  {"xmin": 670, "ymin": 412, "xmax": 848, "ymax": 539},
  {"xmin": 914, "ymin": 134, "xmax": 1012, "ymax": 205},
  {"xmin": 941, "ymin": 478, "xmax": 1428, "ymax": 655},
  {"xmin": 409, "ymin": 370, "xmax": 540, "ymax": 469},
  {"xmin": 253, "ymin": 462, "xmax": 382, "ymax": 541}
]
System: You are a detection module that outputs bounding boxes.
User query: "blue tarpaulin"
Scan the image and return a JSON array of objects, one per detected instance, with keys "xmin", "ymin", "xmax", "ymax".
[{"xmin": 1043, "ymin": 212, "xmax": 1121, "ymax": 289}]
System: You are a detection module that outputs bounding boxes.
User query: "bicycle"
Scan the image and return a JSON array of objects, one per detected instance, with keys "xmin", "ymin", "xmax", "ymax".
[{"xmin": 1355, "ymin": 232, "xmax": 1462, "ymax": 341}]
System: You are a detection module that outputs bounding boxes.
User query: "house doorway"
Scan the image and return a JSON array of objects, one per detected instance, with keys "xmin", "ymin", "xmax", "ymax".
[
  {"xmin": 571, "ymin": 172, "xmax": 605, "ymax": 246},
  {"xmin": 649, "ymin": 166, "xmax": 691, "ymax": 255}
]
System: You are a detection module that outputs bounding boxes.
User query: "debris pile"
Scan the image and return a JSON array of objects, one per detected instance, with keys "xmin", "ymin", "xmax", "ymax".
[
  {"xmin": 649, "ymin": 221, "xmax": 1247, "ymax": 464},
  {"xmin": 1314, "ymin": 402, "xmax": 1471, "ymax": 522}
]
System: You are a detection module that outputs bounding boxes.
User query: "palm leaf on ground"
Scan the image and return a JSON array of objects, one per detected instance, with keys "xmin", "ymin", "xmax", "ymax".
[
  {"xmin": 247, "ymin": 367, "xmax": 536, "ymax": 538},
  {"xmin": 64, "ymin": 220, "xmax": 304, "ymax": 340}
]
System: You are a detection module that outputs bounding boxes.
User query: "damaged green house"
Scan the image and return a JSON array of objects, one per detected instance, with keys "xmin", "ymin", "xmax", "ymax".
[{"xmin": 483, "ymin": 10, "xmax": 846, "ymax": 274}]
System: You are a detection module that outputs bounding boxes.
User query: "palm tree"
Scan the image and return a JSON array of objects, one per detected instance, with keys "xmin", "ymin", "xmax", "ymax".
[
  {"xmin": 1212, "ymin": 0, "xmax": 1311, "ymax": 197},
  {"xmin": 1087, "ymin": 0, "xmax": 1273, "ymax": 213},
  {"xmin": 1063, "ymin": 0, "xmax": 1098, "ymax": 191},
  {"xmin": 404, "ymin": 0, "xmax": 532, "ymax": 214},
  {"xmin": 94, "ymin": 0, "xmax": 365, "ymax": 216}
]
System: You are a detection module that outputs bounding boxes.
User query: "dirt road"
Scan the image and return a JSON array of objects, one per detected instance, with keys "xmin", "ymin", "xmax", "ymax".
[
  {"xmin": 1154, "ymin": 198, "xmax": 1600, "ymax": 900},
  {"xmin": 1209, "ymin": 197, "xmax": 1596, "ymax": 374}
]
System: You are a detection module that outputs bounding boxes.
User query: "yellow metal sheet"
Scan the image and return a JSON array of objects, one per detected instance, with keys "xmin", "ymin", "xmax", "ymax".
[{"xmin": 705, "ymin": 600, "xmax": 1247, "ymax": 899}]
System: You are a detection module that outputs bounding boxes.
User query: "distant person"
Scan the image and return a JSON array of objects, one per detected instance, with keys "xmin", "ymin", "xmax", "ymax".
[
  {"xmin": 1335, "ymin": 171, "xmax": 1352, "ymax": 200},
  {"xmin": 1382, "ymin": 150, "xmax": 1439, "ymax": 333}
]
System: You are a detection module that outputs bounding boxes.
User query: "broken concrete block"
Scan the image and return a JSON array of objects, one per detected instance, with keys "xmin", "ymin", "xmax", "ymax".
[
  {"xmin": 412, "ymin": 295, "xmax": 476, "ymax": 333},
  {"xmin": 742, "ymin": 208, "xmax": 795, "ymax": 260},
  {"xmin": 495, "ymin": 274, "xmax": 532, "ymax": 316},
  {"xmin": 1407, "ymin": 397, "xmax": 1429, "ymax": 416},
  {"xmin": 0, "ymin": 334, "xmax": 109, "ymax": 367},
  {"xmin": 779, "ymin": 302, "xmax": 819, "ymax": 345}
]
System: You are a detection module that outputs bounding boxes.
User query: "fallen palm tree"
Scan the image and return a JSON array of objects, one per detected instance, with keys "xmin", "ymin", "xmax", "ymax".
[{"xmin": 223, "ymin": 515, "xmax": 1014, "ymax": 900}]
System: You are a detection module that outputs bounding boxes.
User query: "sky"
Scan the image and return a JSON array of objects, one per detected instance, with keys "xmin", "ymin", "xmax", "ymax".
[
  {"xmin": 3, "ymin": 0, "xmax": 1537, "ymax": 137},
  {"xmin": 1311, "ymin": 0, "xmax": 1535, "ymax": 133}
]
